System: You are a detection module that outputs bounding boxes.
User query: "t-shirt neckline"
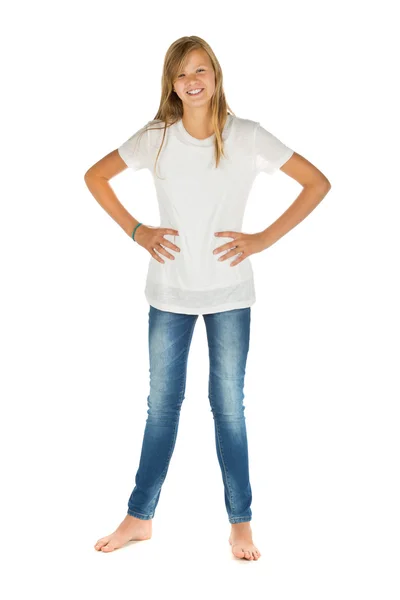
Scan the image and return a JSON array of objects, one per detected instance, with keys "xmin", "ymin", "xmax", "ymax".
[{"xmin": 175, "ymin": 113, "xmax": 233, "ymax": 147}]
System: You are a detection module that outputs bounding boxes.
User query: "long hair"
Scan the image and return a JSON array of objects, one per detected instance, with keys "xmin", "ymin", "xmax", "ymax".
[{"xmin": 142, "ymin": 36, "xmax": 235, "ymax": 179}]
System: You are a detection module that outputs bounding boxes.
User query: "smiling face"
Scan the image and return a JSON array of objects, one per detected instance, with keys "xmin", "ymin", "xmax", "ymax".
[{"xmin": 173, "ymin": 48, "xmax": 216, "ymax": 108}]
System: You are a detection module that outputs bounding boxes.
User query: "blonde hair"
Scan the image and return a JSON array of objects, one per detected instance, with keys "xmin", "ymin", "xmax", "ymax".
[{"xmin": 142, "ymin": 35, "xmax": 235, "ymax": 179}]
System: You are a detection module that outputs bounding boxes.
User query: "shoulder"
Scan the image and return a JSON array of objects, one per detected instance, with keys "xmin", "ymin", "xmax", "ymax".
[
  {"xmin": 230, "ymin": 115, "xmax": 258, "ymax": 134},
  {"xmin": 232, "ymin": 115, "xmax": 286, "ymax": 140},
  {"xmin": 228, "ymin": 115, "xmax": 259, "ymax": 146},
  {"xmin": 143, "ymin": 119, "xmax": 175, "ymax": 148},
  {"xmin": 227, "ymin": 115, "xmax": 258, "ymax": 153}
]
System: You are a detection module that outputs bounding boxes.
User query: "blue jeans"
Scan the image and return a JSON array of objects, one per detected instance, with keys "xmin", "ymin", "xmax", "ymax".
[{"xmin": 127, "ymin": 304, "xmax": 252, "ymax": 524}]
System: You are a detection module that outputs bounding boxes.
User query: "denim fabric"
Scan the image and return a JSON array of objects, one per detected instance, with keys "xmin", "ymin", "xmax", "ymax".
[{"xmin": 127, "ymin": 304, "xmax": 252, "ymax": 524}]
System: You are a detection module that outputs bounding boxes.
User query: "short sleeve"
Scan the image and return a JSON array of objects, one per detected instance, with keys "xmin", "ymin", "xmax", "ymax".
[
  {"xmin": 254, "ymin": 122, "xmax": 294, "ymax": 175},
  {"xmin": 117, "ymin": 124, "xmax": 149, "ymax": 172}
]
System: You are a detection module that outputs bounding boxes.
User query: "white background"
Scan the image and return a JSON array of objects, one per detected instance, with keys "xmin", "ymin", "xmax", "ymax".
[{"xmin": 2, "ymin": 0, "xmax": 399, "ymax": 598}]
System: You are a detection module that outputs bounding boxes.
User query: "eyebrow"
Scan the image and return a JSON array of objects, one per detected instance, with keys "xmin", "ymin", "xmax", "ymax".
[{"xmin": 180, "ymin": 64, "xmax": 208, "ymax": 71}]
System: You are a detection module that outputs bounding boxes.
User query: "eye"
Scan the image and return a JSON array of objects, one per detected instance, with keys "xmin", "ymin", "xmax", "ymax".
[{"xmin": 177, "ymin": 68, "xmax": 206, "ymax": 78}]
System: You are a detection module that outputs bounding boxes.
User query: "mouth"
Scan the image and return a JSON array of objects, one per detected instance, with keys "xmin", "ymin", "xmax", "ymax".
[{"xmin": 186, "ymin": 88, "xmax": 204, "ymax": 96}]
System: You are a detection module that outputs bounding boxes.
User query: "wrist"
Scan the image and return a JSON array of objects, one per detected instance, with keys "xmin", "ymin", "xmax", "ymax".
[
  {"xmin": 131, "ymin": 222, "xmax": 143, "ymax": 241},
  {"xmin": 259, "ymin": 229, "xmax": 272, "ymax": 251}
]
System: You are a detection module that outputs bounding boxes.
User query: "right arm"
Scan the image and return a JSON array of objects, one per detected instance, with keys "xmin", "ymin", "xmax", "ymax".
[
  {"xmin": 84, "ymin": 150, "xmax": 180, "ymax": 262},
  {"xmin": 84, "ymin": 150, "xmax": 140, "ymax": 238}
]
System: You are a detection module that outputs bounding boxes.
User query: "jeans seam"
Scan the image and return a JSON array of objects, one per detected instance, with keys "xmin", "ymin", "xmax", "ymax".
[
  {"xmin": 211, "ymin": 389, "xmax": 235, "ymax": 514},
  {"xmin": 127, "ymin": 509, "xmax": 153, "ymax": 518},
  {"xmin": 148, "ymin": 316, "xmax": 197, "ymax": 512}
]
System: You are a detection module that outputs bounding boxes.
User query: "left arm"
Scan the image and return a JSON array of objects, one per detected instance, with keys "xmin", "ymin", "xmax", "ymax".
[
  {"xmin": 214, "ymin": 151, "xmax": 332, "ymax": 265},
  {"xmin": 260, "ymin": 151, "xmax": 331, "ymax": 250}
]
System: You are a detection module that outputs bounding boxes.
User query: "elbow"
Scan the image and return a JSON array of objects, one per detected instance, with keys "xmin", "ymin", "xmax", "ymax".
[
  {"xmin": 320, "ymin": 174, "xmax": 332, "ymax": 191},
  {"xmin": 313, "ymin": 177, "xmax": 331, "ymax": 194},
  {"xmin": 84, "ymin": 168, "xmax": 94, "ymax": 181}
]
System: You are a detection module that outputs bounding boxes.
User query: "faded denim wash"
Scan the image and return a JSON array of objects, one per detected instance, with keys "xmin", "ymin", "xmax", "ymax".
[{"xmin": 127, "ymin": 304, "xmax": 252, "ymax": 524}]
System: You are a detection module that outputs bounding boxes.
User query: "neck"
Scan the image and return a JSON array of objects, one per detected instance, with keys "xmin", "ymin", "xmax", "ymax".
[{"xmin": 181, "ymin": 109, "xmax": 214, "ymax": 139}]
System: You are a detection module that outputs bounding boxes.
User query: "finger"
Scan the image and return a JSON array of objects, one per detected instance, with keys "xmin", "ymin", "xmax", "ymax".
[
  {"xmin": 230, "ymin": 253, "xmax": 245, "ymax": 266},
  {"xmin": 156, "ymin": 243, "xmax": 176, "ymax": 260},
  {"xmin": 163, "ymin": 229, "xmax": 179, "ymax": 235},
  {"xmin": 150, "ymin": 249, "xmax": 165, "ymax": 264},
  {"xmin": 214, "ymin": 241, "xmax": 239, "ymax": 255},
  {"xmin": 215, "ymin": 231, "xmax": 240, "ymax": 239},
  {"xmin": 217, "ymin": 246, "xmax": 240, "ymax": 261},
  {"xmin": 161, "ymin": 238, "xmax": 181, "ymax": 253},
  {"xmin": 215, "ymin": 231, "xmax": 233, "ymax": 237}
]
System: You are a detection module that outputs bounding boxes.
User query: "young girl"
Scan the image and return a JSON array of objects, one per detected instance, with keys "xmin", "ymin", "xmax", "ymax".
[{"xmin": 85, "ymin": 36, "xmax": 331, "ymax": 560}]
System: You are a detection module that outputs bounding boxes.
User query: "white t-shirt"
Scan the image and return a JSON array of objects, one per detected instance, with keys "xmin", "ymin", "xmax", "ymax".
[{"xmin": 118, "ymin": 114, "xmax": 294, "ymax": 315}]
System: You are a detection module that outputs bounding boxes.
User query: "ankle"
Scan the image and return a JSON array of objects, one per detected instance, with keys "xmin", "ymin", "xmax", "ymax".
[{"xmin": 126, "ymin": 514, "xmax": 152, "ymax": 523}]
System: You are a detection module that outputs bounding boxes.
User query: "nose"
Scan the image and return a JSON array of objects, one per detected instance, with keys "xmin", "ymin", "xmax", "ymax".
[{"xmin": 187, "ymin": 81, "xmax": 202, "ymax": 89}]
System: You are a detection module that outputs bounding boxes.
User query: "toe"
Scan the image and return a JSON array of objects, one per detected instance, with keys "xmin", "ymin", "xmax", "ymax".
[
  {"xmin": 232, "ymin": 544, "xmax": 245, "ymax": 559},
  {"xmin": 94, "ymin": 537, "xmax": 110, "ymax": 551}
]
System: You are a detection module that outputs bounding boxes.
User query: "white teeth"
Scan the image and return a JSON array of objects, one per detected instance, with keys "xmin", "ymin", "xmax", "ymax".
[{"xmin": 187, "ymin": 88, "xmax": 203, "ymax": 95}]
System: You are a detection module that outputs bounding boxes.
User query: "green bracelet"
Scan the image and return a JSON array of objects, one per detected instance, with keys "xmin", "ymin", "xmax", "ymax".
[{"xmin": 132, "ymin": 222, "xmax": 142, "ymax": 242}]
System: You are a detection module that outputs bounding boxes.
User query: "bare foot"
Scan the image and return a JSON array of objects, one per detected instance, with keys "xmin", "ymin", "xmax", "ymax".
[
  {"xmin": 229, "ymin": 522, "xmax": 261, "ymax": 560},
  {"xmin": 94, "ymin": 514, "xmax": 152, "ymax": 552}
]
